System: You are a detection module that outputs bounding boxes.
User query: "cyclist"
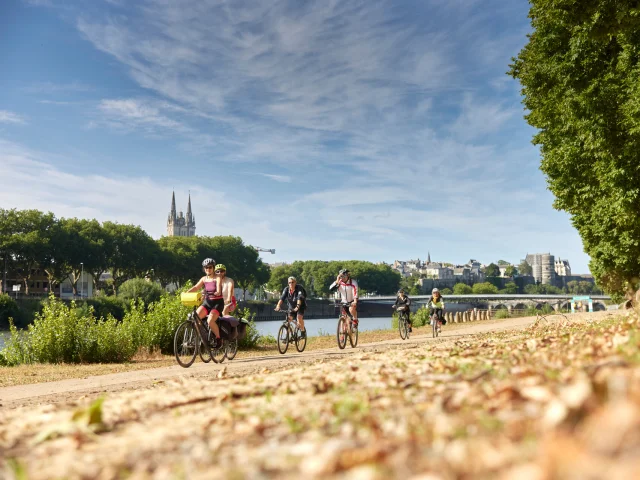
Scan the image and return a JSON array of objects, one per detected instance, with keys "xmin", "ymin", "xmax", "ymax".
[
  {"xmin": 274, "ymin": 276, "xmax": 307, "ymax": 338},
  {"xmin": 187, "ymin": 258, "xmax": 223, "ymax": 347},
  {"xmin": 329, "ymin": 269, "xmax": 359, "ymax": 327},
  {"xmin": 213, "ymin": 264, "xmax": 235, "ymax": 316},
  {"xmin": 427, "ymin": 287, "xmax": 446, "ymax": 332},
  {"xmin": 393, "ymin": 289, "xmax": 412, "ymax": 332}
]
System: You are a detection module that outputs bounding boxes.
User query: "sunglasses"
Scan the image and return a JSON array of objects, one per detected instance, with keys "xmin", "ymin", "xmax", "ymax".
[
  {"xmin": 215, "ymin": 270, "xmax": 225, "ymax": 274},
  {"xmin": 204, "ymin": 266, "xmax": 214, "ymax": 269},
  {"xmin": 288, "ymin": 281, "xmax": 295, "ymax": 284}
]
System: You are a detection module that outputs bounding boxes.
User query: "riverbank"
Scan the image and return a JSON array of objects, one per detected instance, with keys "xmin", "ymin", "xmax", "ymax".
[
  {"xmin": 0, "ymin": 313, "xmax": 551, "ymax": 389},
  {"xmin": 1, "ymin": 310, "xmax": 636, "ymax": 479}
]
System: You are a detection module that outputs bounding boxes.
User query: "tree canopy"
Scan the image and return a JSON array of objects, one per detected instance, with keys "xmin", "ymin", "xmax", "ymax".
[{"xmin": 510, "ymin": 0, "xmax": 640, "ymax": 295}]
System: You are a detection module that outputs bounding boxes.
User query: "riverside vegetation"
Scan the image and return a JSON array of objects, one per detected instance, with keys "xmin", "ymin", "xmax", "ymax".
[{"xmin": 0, "ymin": 289, "xmax": 262, "ymax": 367}]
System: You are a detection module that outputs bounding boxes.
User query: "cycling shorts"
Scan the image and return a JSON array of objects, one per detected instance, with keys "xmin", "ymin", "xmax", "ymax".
[{"xmin": 201, "ymin": 298, "xmax": 224, "ymax": 316}]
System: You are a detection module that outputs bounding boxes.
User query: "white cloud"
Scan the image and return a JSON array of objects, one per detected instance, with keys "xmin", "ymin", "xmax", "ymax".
[
  {"xmin": 0, "ymin": 110, "xmax": 27, "ymax": 125},
  {"xmin": 260, "ymin": 174, "xmax": 292, "ymax": 183},
  {"xmin": 22, "ymin": 81, "xmax": 93, "ymax": 94}
]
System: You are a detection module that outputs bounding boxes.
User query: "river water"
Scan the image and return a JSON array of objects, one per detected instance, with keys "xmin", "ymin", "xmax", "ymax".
[{"xmin": 0, "ymin": 316, "xmax": 394, "ymax": 350}]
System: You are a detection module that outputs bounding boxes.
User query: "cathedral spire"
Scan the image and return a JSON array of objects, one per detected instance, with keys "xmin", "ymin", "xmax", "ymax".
[
  {"xmin": 170, "ymin": 191, "xmax": 177, "ymax": 219},
  {"xmin": 186, "ymin": 191, "xmax": 193, "ymax": 223},
  {"xmin": 427, "ymin": 251, "xmax": 431, "ymax": 264}
]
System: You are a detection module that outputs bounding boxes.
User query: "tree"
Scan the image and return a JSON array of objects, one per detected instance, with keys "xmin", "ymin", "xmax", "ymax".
[
  {"xmin": 510, "ymin": 0, "xmax": 640, "ymax": 296},
  {"xmin": 453, "ymin": 283, "xmax": 473, "ymax": 295},
  {"xmin": 497, "ymin": 260, "xmax": 510, "ymax": 266},
  {"xmin": 440, "ymin": 287, "xmax": 453, "ymax": 295},
  {"xmin": 472, "ymin": 282, "xmax": 499, "ymax": 294},
  {"xmin": 504, "ymin": 265, "xmax": 518, "ymax": 277},
  {"xmin": 102, "ymin": 222, "xmax": 158, "ymax": 293},
  {"xmin": 500, "ymin": 282, "xmax": 518, "ymax": 294},
  {"xmin": 0, "ymin": 209, "xmax": 19, "ymax": 294},
  {"xmin": 10, "ymin": 210, "xmax": 56, "ymax": 295},
  {"xmin": 484, "ymin": 263, "xmax": 500, "ymax": 278},
  {"xmin": 518, "ymin": 261, "xmax": 533, "ymax": 276}
]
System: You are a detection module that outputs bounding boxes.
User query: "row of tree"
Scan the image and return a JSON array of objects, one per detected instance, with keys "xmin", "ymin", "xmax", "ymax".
[
  {"xmin": 266, "ymin": 260, "xmax": 402, "ymax": 298},
  {"xmin": 0, "ymin": 209, "xmax": 270, "ymax": 297}
]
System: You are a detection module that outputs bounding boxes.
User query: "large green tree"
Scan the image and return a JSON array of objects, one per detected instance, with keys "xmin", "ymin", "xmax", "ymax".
[
  {"xmin": 484, "ymin": 263, "xmax": 500, "ymax": 278},
  {"xmin": 510, "ymin": 0, "xmax": 640, "ymax": 295}
]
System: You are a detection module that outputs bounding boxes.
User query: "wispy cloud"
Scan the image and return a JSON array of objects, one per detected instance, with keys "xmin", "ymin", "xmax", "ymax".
[
  {"xmin": 260, "ymin": 174, "xmax": 292, "ymax": 183},
  {"xmin": 22, "ymin": 81, "xmax": 93, "ymax": 94},
  {"xmin": 0, "ymin": 110, "xmax": 27, "ymax": 125}
]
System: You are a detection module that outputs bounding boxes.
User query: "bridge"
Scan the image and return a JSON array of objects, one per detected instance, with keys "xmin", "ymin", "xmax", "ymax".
[{"xmin": 360, "ymin": 294, "xmax": 612, "ymax": 312}]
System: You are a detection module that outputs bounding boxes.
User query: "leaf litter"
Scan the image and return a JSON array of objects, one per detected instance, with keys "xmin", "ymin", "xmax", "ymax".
[{"xmin": 1, "ymin": 311, "xmax": 639, "ymax": 479}]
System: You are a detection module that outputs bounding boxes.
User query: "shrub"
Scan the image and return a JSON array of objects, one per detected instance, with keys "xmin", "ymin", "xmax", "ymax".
[
  {"xmin": 0, "ymin": 296, "xmax": 139, "ymax": 365},
  {"xmin": 235, "ymin": 307, "xmax": 261, "ymax": 349},
  {"xmin": 453, "ymin": 283, "xmax": 473, "ymax": 295},
  {"xmin": 495, "ymin": 309, "xmax": 510, "ymax": 319},
  {"xmin": 86, "ymin": 296, "xmax": 127, "ymax": 321},
  {"xmin": 118, "ymin": 278, "xmax": 165, "ymax": 309},
  {"xmin": 412, "ymin": 307, "xmax": 430, "ymax": 327},
  {"xmin": 472, "ymin": 282, "xmax": 499, "ymax": 294},
  {"xmin": 440, "ymin": 288, "xmax": 453, "ymax": 295},
  {"xmin": 0, "ymin": 294, "xmax": 20, "ymax": 330}
]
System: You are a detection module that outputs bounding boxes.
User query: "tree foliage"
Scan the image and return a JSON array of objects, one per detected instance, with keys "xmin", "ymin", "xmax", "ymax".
[
  {"xmin": 504, "ymin": 265, "xmax": 518, "ymax": 277},
  {"xmin": 518, "ymin": 261, "xmax": 533, "ymax": 276},
  {"xmin": 453, "ymin": 283, "xmax": 473, "ymax": 295},
  {"xmin": 510, "ymin": 0, "xmax": 640, "ymax": 295},
  {"xmin": 266, "ymin": 260, "xmax": 401, "ymax": 297},
  {"xmin": 484, "ymin": 263, "xmax": 500, "ymax": 278},
  {"xmin": 472, "ymin": 282, "xmax": 499, "ymax": 294}
]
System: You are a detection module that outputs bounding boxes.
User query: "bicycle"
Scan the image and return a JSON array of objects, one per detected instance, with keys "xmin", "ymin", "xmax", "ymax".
[
  {"xmin": 276, "ymin": 309, "xmax": 307, "ymax": 354},
  {"xmin": 336, "ymin": 301, "xmax": 358, "ymax": 349},
  {"xmin": 198, "ymin": 315, "xmax": 239, "ymax": 363},
  {"xmin": 394, "ymin": 306, "xmax": 410, "ymax": 340},
  {"xmin": 174, "ymin": 307, "xmax": 219, "ymax": 368},
  {"xmin": 430, "ymin": 311, "xmax": 443, "ymax": 338}
]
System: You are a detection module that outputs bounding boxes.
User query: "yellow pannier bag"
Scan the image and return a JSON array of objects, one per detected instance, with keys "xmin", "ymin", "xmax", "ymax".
[{"xmin": 180, "ymin": 292, "xmax": 202, "ymax": 307}]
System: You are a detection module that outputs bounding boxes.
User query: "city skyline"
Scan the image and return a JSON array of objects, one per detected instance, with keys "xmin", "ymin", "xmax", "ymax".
[{"xmin": 0, "ymin": 0, "xmax": 592, "ymax": 272}]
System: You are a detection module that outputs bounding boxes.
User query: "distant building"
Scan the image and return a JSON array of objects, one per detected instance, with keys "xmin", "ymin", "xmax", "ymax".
[
  {"xmin": 555, "ymin": 258, "xmax": 571, "ymax": 277},
  {"xmin": 167, "ymin": 191, "xmax": 196, "ymax": 237},
  {"xmin": 525, "ymin": 253, "xmax": 556, "ymax": 285}
]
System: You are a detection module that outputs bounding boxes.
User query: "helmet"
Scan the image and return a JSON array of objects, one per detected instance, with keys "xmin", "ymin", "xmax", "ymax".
[
  {"xmin": 339, "ymin": 269, "xmax": 350, "ymax": 276},
  {"xmin": 214, "ymin": 264, "xmax": 226, "ymax": 272},
  {"xmin": 397, "ymin": 289, "xmax": 405, "ymax": 295},
  {"xmin": 202, "ymin": 258, "xmax": 215, "ymax": 268},
  {"xmin": 432, "ymin": 288, "xmax": 440, "ymax": 294}
]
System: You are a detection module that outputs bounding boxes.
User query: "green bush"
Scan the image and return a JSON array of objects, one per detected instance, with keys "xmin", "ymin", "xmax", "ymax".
[
  {"xmin": 495, "ymin": 309, "xmax": 510, "ymax": 319},
  {"xmin": 118, "ymin": 278, "xmax": 165, "ymax": 309},
  {"xmin": 453, "ymin": 283, "xmax": 473, "ymax": 295},
  {"xmin": 412, "ymin": 307, "xmax": 430, "ymax": 327},
  {"xmin": 440, "ymin": 288, "xmax": 453, "ymax": 295},
  {"xmin": 0, "ymin": 294, "xmax": 20, "ymax": 330},
  {"xmin": 472, "ymin": 282, "xmax": 499, "ymax": 294},
  {"xmin": 235, "ymin": 307, "xmax": 261, "ymax": 349},
  {"xmin": 0, "ymin": 296, "xmax": 139, "ymax": 365},
  {"xmin": 86, "ymin": 296, "xmax": 127, "ymax": 321}
]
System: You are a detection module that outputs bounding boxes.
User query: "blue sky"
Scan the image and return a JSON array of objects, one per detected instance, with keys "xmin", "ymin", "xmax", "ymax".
[{"xmin": 0, "ymin": 0, "xmax": 592, "ymax": 272}]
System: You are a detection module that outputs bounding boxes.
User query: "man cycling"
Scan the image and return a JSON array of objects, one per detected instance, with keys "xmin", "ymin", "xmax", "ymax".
[
  {"xmin": 393, "ymin": 289, "xmax": 412, "ymax": 332},
  {"xmin": 329, "ymin": 269, "xmax": 359, "ymax": 327},
  {"xmin": 428, "ymin": 287, "xmax": 446, "ymax": 332},
  {"xmin": 274, "ymin": 276, "xmax": 307, "ymax": 338}
]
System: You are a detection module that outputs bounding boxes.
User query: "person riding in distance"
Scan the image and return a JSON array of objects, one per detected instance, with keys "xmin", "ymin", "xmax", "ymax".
[
  {"xmin": 213, "ymin": 264, "xmax": 235, "ymax": 316},
  {"xmin": 393, "ymin": 288, "xmax": 412, "ymax": 332},
  {"xmin": 329, "ymin": 269, "xmax": 359, "ymax": 326},
  {"xmin": 428, "ymin": 287, "xmax": 446, "ymax": 329},
  {"xmin": 275, "ymin": 276, "xmax": 307, "ymax": 338},
  {"xmin": 187, "ymin": 258, "xmax": 223, "ymax": 347}
]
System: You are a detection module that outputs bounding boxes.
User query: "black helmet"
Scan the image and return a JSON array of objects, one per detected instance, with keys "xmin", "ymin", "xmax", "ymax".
[
  {"xmin": 397, "ymin": 289, "xmax": 404, "ymax": 295},
  {"xmin": 202, "ymin": 258, "xmax": 215, "ymax": 268}
]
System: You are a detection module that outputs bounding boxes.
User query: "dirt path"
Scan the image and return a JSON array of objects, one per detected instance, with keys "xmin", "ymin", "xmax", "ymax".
[{"xmin": 0, "ymin": 312, "xmax": 611, "ymax": 409}]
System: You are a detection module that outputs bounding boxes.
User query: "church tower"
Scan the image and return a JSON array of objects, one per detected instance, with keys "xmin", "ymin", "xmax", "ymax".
[{"xmin": 167, "ymin": 191, "xmax": 196, "ymax": 237}]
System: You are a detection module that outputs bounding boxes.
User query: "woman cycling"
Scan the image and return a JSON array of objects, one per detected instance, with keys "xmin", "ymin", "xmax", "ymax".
[
  {"xmin": 187, "ymin": 258, "xmax": 223, "ymax": 348},
  {"xmin": 213, "ymin": 263, "xmax": 236, "ymax": 316},
  {"xmin": 427, "ymin": 287, "xmax": 446, "ymax": 332}
]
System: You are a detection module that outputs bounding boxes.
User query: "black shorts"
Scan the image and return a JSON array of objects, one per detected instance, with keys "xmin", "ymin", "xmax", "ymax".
[
  {"xmin": 201, "ymin": 298, "xmax": 224, "ymax": 316},
  {"xmin": 289, "ymin": 305, "xmax": 306, "ymax": 316}
]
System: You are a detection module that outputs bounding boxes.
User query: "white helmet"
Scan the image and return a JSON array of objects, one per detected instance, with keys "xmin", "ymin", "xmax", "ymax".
[{"xmin": 432, "ymin": 288, "xmax": 439, "ymax": 294}]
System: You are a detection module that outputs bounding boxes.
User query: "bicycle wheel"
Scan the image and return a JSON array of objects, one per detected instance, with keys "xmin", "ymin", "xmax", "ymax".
[
  {"xmin": 199, "ymin": 337, "xmax": 212, "ymax": 363},
  {"xmin": 295, "ymin": 325, "xmax": 307, "ymax": 352},
  {"xmin": 277, "ymin": 324, "xmax": 290, "ymax": 354},
  {"xmin": 398, "ymin": 314, "xmax": 407, "ymax": 340},
  {"xmin": 349, "ymin": 321, "xmax": 359, "ymax": 348},
  {"xmin": 432, "ymin": 317, "xmax": 438, "ymax": 338},
  {"xmin": 226, "ymin": 339, "xmax": 238, "ymax": 360},
  {"xmin": 174, "ymin": 321, "xmax": 198, "ymax": 368},
  {"xmin": 405, "ymin": 319, "xmax": 411, "ymax": 339},
  {"xmin": 336, "ymin": 317, "xmax": 347, "ymax": 349},
  {"xmin": 211, "ymin": 340, "xmax": 226, "ymax": 363}
]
